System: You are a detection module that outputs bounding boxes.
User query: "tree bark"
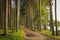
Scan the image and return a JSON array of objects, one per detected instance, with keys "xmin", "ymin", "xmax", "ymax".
[
  {"xmin": 55, "ymin": 0, "xmax": 58, "ymax": 36},
  {"xmin": 15, "ymin": 0, "xmax": 20, "ymax": 32},
  {"xmin": 37, "ymin": 0, "xmax": 42, "ymax": 31},
  {"xmin": 50, "ymin": 0, "xmax": 54, "ymax": 36},
  {"xmin": 4, "ymin": 0, "xmax": 8, "ymax": 35}
]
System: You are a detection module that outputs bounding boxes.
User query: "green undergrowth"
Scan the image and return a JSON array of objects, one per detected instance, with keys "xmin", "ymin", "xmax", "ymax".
[
  {"xmin": 0, "ymin": 29, "xmax": 24, "ymax": 40},
  {"xmin": 39, "ymin": 30, "xmax": 60, "ymax": 39}
]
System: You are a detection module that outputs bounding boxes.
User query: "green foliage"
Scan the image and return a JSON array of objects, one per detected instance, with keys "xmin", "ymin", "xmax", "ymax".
[
  {"xmin": 53, "ymin": 20, "xmax": 60, "ymax": 26},
  {"xmin": 20, "ymin": 0, "xmax": 50, "ymax": 26},
  {"xmin": 41, "ymin": 8, "xmax": 48, "ymax": 25},
  {"xmin": 20, "ymin": 0, "xmax": 27, "ymax": 25},
  {"xmin": 40, "ymin": 30, "xmax": 60, "ymax": 39},
  {"xmin": 41, "ymin": 0, "xmax": 50, "ymax": 6},
  {"xmin": 0, "ymin": 29, "xmax": 24, "ymax": 40},
  {"xmin": 41, "ymin": 0, "xmax": 50, "ymax": 25},
  {"xmin": 33, "ymin": 0, "xmax": 50, "ymax": 25}
]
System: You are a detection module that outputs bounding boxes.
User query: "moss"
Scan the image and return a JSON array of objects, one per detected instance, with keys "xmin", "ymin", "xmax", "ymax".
[
  {"xmin": 39, "ymin": 30, "xmax": 60, "ymax": 39},
  {"xmin": 0, "ymin": 29, "xmax": 24, "ymax": 40}
]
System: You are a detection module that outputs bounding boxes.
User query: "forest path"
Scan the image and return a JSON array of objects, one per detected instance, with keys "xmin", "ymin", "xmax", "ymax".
[{"xmin": 24, "ymin": 28, "xmax": 59, "ymax": 40}]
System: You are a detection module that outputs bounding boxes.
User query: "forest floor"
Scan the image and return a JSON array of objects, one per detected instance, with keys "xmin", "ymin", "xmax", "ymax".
[
  {"xmin": 24, "ymin": 28, "xmax": 60, "ymax": 40},
  {"xmin": 0, "ymin": 29, "xmax": 24, "ymax": 40}
]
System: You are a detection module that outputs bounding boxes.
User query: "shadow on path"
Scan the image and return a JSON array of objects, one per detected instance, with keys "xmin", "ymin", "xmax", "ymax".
[{"xmin": 24, "ymin": 28, "xmax": 60, "ymax": 40}]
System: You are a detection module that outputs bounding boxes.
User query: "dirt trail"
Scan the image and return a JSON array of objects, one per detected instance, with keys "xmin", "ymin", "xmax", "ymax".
[{"xmin": 24, "ymin": 28, "xmax": 60, "ymax": 40}]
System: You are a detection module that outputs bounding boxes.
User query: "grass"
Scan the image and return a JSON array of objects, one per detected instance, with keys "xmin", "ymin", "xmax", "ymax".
[
  {"xmin": 39, "ymin": 30, "xmax": 60, "ymax": 39},
  {"xmin": 0, "ymin": 29, "xmax": 24, "ymax": 40}
]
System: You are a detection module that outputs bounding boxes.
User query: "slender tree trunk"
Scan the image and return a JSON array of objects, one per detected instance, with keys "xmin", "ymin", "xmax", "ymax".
[
  {"xmin": 27, "ymin": 0, "xmax": 30, "ymax": 29},
  {"xmin": 8, "ymin": 0, "xmax": 11, "ymax": 29},
  {"xmin": 37, "ymin": 0, "xmax": 39, "ymax": 30},
  {"xmin": 10, "ymin": 0, "xmax": 12, "ymax": 30},
  {"xmin": 14, "ymin": 0, "xmax": 17, "ymax": 31},
  {"xmin": 26, "ymin": 0, "xmax": 29, "ymax": 28},
  {"xmin": 9, "ymin": 0, "xmax": 12, "ymax": 29},
  {"xmin": 2, "ymin": 0, "xmax": 4, "ymax": 29},
  {"xmin": 8, "ymin": 0, "xmax": 10, "ymax": 28},
  {"xmin": 4, "ymin": 0, "xmax": 8, "ymax": 35},
  {"xmin": 17, "ymin": 0, "xmax": 20, "ymax": 29},
  {"xmin": 32, "ymin": 0, "xmax": 35, "ymax": 30},
  {"xmin": 0, "ymin": 0, "xmax": 1, "ymax": 28},
  {"xmin": 0, "ymin": 0, "xmax": 3, "ymax": 29},
  {"xmin": 37, "ymin": 0, "xmax": 42, "ymax": 31},
  {"xmin": 28, "ymin": 0, "xmax": 30, "ymax": 29},
  {"xmin": 50, "ymin": 0, "xmax": 54, "ymax": 36},
  {"xmin": 15, "ymin": 0, "xmax": 20, "ymax": 32},
  {"xmin": 55, "ymin": 0, "xmax": 58, "ymax": 36},
  {"xmin": 28, "ymin": 0, "xmax": 34, "ymax": 30},
  {"xmin": 11, "ymin": 0, "xmax": 14, "ymax": 32}
]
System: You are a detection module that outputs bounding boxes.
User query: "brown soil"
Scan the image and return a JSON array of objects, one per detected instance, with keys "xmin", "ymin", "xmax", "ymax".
[{"xmin": 24, "ymin": 28, "xmax": 60, "ymax": 40}]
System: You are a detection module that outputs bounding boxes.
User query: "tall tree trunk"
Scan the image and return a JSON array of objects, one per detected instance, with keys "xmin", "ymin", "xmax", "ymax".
[
  {"xmin": 37, "ymin": 0, "xmax": 39, "ymax": 30},
  {"xmin": 10, "ymin": 0, "xmax": 13, "ymax": 32},
  {"xmin": 28, "ymin": 0, "xmax": 30, "ymax": 29},
  {"xmin": 32, "ymin": 0, "xmax": 34, "ymax": 30},
  {"xmin": 4, "ymin": 0, "xmax": 8, "ymax": 35},
  {"xmin": 55, "ymin": 0, "xmax": 58, "ymax": 36},
  {"xmin": 27, "ymin": 0, "xmax": 31, "ymax": 29},
  {"xmin": 10, "ymin": 0, "xmax": 12, "ymax": 30},
  {"xmin": 2, "ymin": 0, "xmax": 4, "ymax": 29},
  {"xmin": 8, "ymin": 0, "xmax": 11, "ymax": 30},
  {"xmin": 26, "ymin": 0, "xmax": 29, "ymax": 28},
  {"xmin": 50, "ymin": 0, "xmax": 54, "ymax": 36},
  {"xmin": 39, "ymin": 0, "xmax": 42, "ymax": 31},
  {"xmin": 15, "ymin": 0, "xmax": 20, "ymax": 32},
  {"xmin": 0, "ymin": 0, "xmax": 3, "ymax": 28},
  {"xmin": 0, "ymin": 0, "xmax": 1, "ymax": 28},
  {"xmin": 29, "ymin": 0, "xmax": 34, "ymax": 30},
  {"xmin": 37, "ymin": 0, "xmax": 42, "ymax": 31},
  {"xmin": 11, "ymin": 0, "xmax": 14, "ymax": 32},
  {"xmin": 17, "ymin": 0, "xmax": 20, "ymax": 30}
]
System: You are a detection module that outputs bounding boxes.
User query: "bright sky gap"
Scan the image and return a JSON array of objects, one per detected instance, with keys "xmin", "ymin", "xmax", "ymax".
[{"xmin": 53, "ymin": 0, "xmax": 60, "ymax": 21}]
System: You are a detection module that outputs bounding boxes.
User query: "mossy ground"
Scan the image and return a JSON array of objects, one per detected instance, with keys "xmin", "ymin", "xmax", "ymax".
[
  {"xmin": 0, "ymin": 29, "xmax": 24, "ymax": 40},
  {"xmin": 40, "ymin": 30, "xmax": 60, "ymax": 39}
]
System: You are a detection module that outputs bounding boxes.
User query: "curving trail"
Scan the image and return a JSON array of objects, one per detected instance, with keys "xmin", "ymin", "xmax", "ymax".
[{"xmin": 24, "ymin": 28, "xmax": 60, "ymax": 40}]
